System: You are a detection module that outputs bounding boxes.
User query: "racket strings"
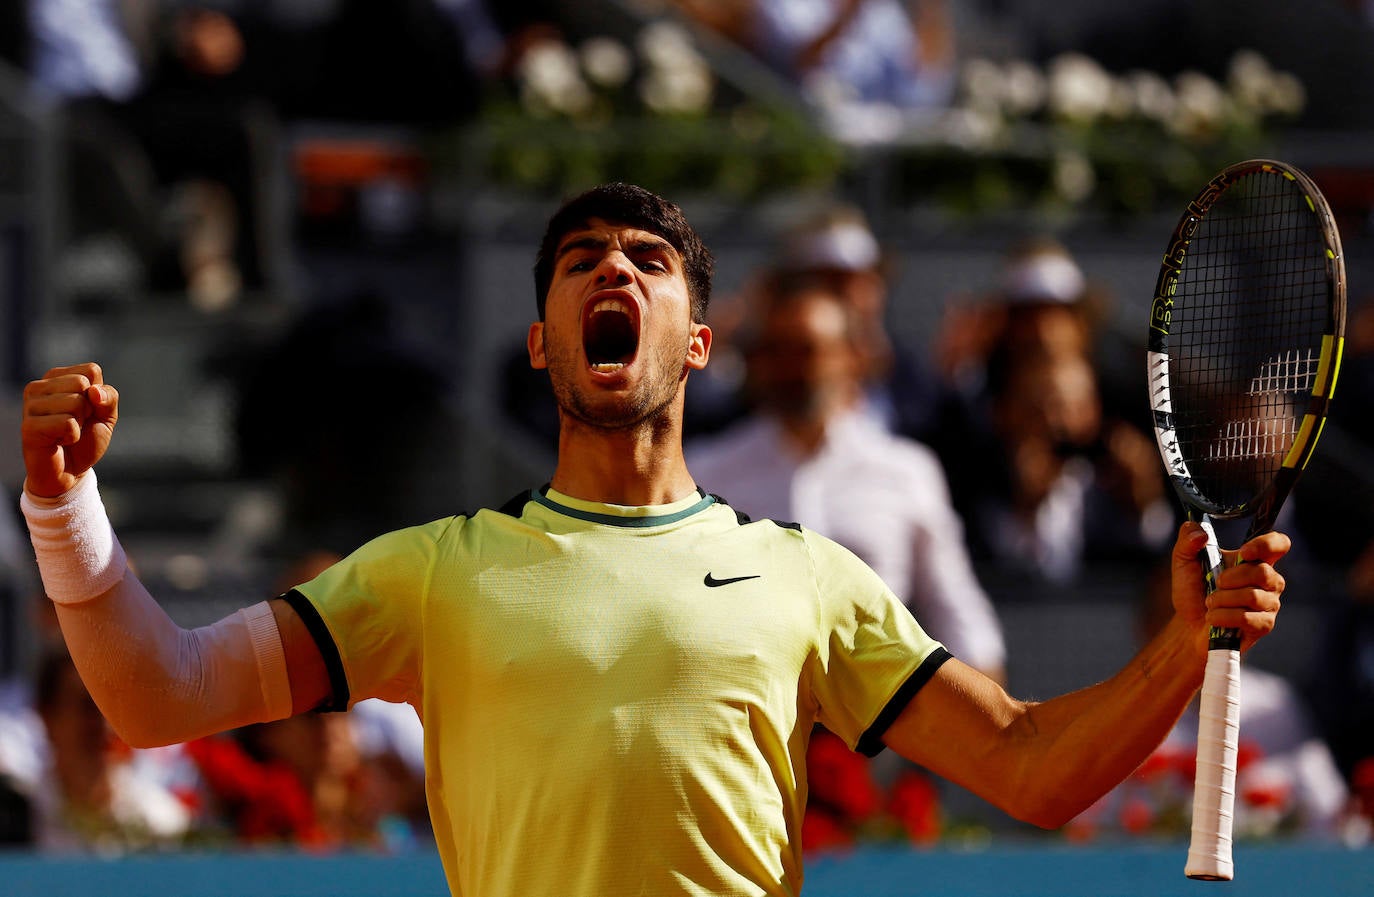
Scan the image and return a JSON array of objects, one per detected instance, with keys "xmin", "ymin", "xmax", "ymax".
[{"xmin": 1166, "ymin": 170, "xmax": 1330, "ymax": 510}]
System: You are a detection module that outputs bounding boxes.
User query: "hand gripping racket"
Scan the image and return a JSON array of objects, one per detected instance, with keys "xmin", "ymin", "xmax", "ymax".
[{"xmin": 1147, "ymin": 159, "xmax": 1346, "ymax": 880}]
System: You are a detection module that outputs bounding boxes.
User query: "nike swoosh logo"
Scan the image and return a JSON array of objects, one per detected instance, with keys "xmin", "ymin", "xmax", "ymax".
[{"xmin": 703, "ymin": 573, "xmax": 761, "ymax": 588}]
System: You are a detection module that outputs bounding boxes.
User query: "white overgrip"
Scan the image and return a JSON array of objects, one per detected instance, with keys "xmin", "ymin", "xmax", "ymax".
[{"xmin": 1185, "ymin": 647, "xmax": 1241, "ymax": 880}]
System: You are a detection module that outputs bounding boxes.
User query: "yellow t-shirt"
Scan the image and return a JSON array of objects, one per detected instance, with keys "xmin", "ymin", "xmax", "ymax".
[{"xmin": 289, "ymin": 487, "xmax": 948, "ymax": 897}]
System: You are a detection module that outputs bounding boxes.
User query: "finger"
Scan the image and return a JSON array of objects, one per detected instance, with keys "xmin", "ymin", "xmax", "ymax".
[
  {"xmin": 1213, "ymin": 559, "xmax": 1285, "ymax": 596},
  {"xmin": 24, "ymin": 373, "xmax": 96, "ymax": 403},
  {"xmin": 21, "ymin": 413, "xmax": 82, "ymax": 447},
  {"xmin": 1234, "ymin": 530, "xmax": 1292, "ymax": 567},
  {"xmin": 86, "ymin": 383, "xmax": 119, "ymax": 427},
  {"xmin": 40, "ymin": 362, "xmax": 104, "ymax": 385},
  {"xmin": 22, "ymin": 391, "xmax": 91, "ymax": 420},
  {"xmin": 1207, "ymin": 606, "xmax": 1278, "ymax": 641},
  {"xmin": 1171, "ymin": 521, "xmax": 1210, "ymax": 574}
]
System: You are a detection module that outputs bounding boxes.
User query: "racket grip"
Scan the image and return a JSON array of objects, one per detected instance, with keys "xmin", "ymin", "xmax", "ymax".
[{"xmin": 1185, "ymin": 647, "xmax": 1241, "ymax": 881}]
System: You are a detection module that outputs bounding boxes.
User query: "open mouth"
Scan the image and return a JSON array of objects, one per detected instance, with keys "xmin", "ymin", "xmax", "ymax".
[{"xmin": 583, "ymin": 297, "xmax": 639, "ymax": 372}]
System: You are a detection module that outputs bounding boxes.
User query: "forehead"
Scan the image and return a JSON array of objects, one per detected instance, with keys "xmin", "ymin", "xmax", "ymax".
[{"xmin": 555, "ymin": 219, "xmax": 679, "ymax": 257}]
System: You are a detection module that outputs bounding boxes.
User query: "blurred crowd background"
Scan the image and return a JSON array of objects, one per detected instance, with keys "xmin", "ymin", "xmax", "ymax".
[{"xmin": 2, "ymin": 0, "xmax": 1374, "ymax": 860}]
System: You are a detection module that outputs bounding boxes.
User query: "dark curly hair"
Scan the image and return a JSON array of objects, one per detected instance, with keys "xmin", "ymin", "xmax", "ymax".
[{"xmin": 533, "ymin": 183, "xmax": 714, "ymax": 322}]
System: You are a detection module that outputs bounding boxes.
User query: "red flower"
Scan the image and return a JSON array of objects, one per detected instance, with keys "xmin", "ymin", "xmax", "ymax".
[
  {"xmin": 1351, "ymin": 756, "xmax": 1374, "ymax": 818},
  {"xmin": 1120, "ymin": 797, "xmax": 1156, "ymax": 835},
  {"xmin": 801, "ymin": 806, "xmax": 853, "ymax": 854},
  {"xmin": 806, "ymin": 729, "xmax": 881, "ymax": 822},
  {"xmin": 184, "ymin": 735, "xmax": 330, "ymax": 847},
  {"xmin": 1132, "ymin": 749, "xmax": 1177, "ymax": 783},
  {"xmin": 1170, "ymin": 750, "xmax": 1197, "ymax": 785},
  {"xmin": 1235, "ymin": 740, "xmax": 1264, "ymax": 774},
  {"xmin": 1239, "ymin": 768, "xmax": 1292, "ymax": 810},
  {"xmin": 1063, "ymin": 818, "xmax": 1098, "ymax": 843},
  {"xmin": 887, "ymin": 770, "xmax": 941, "ymax": 844}
]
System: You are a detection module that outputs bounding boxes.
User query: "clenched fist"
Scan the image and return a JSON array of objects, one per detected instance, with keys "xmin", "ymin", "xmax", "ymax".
[{"xmin": 21, "ymin": 363, "xmax": 120, "ymax": 498}]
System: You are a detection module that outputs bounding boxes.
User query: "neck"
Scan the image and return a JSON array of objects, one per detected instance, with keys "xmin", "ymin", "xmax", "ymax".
[{"xmin": 548, "ymin": 403, "xmax": 698, "ymax": 507}]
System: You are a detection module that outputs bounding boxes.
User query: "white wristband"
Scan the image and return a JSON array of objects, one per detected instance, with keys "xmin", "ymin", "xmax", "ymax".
[{"xmin": 21, "ymin": 471, "xmax": 129, "ymax": 605}]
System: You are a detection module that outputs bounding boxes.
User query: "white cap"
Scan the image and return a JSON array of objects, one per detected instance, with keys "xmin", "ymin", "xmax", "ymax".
[
  {"xmin": 781, "ymin": 221, "xmax": 882, "ymax": 272},
  {"xmin": 999, "ymin": 251, "xmax": 1085, "ymax": 304}
]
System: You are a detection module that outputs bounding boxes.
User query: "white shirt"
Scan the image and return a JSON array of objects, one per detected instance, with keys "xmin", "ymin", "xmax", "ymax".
[
  {"xmin": 29, "ymin": 0, "xmax": 143, "ymax": 101},
  {"xmin": 752, "ymin": 0, "xmax": 953, "ymax": 109},
  {"xmin": 688, "ymin": 408, "xmax": 1005, "ymax": 674}
]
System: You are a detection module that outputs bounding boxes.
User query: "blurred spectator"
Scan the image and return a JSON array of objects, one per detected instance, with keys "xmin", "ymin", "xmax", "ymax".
[
  {"xmin": 1308, "ymin": 537, "xmax": 1374, "ymax": 815},
  {"xmin": 763, "ymin": 202, "xmax": 960, "ymax": 447},
  {"xmin": 958, "ymin": 342, "xmax": 1172, "ymax": 586},
  {"xmin": 0, "ymin": 571, "xmax": 66, "ymax": 843},
  {"xmin": 928, "ymin": 236, "xmax": 1171, "ymax": 585},
  {"xmin": 183, "ymin": 712, "xmax": 385, "ymax": 849},
  {"xmin": 25, "ymin": 0, "xmax": 273, "ymax": 309},
  {"xmin": 1302, "ymin": 297, "xmax": 1374, "ymax": 816},
  {"xmin": 680, "ymin": 0, "xmax": 957, "ymax": 141},
  {"xmin": 26, "ymin": 648, "xmax": 192, "ymax": 852},
  {"xmin": 932, "ymin": 236, "xmax": 1150, "ymax": 446},
  {"xmin": 688, "ymin": 278, "xmax": 1005, "ymax": 679},
  {"xmin": 1070, "ymin": 562, "xmax": 1354, "ymax": 841}
]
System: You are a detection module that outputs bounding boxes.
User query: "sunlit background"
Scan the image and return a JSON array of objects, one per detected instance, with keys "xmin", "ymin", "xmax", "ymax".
[{"xmin": 1, "ymin": 1, "xmax": 1373, "ymax": 893}]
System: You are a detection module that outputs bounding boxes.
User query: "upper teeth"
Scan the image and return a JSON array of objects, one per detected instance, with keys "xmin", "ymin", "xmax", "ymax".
[{"xmin": 591, "ymin": 298, "xmax": 631, "ymax": 316}]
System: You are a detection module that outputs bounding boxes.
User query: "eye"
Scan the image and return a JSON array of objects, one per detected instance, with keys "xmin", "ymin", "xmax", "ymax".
[
  {"xmin": 637, "ymin": 258, "xmax": 667, "ymax": 273},
  {"xmin": 566, "ymin": 258, "xmax": 594, "ymax": 273}
]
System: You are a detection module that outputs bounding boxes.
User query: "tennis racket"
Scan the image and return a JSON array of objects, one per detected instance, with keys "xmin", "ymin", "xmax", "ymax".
[{"xmin": 1147, "ymin": 158, "xmax": 1346, "ymax": 880}]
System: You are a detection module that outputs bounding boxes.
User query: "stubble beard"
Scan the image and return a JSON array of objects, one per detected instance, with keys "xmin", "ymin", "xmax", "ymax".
[{"xmin": 547, "ymin": 336, "xmax": 688, "ymax": 436}]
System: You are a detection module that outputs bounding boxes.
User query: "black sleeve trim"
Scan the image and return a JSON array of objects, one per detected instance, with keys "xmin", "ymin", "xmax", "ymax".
[
  {"xmin": 855, "ymin": 647, "xmax": 953, "ymax": 757},
  {"xmin": 281, "ymin": 588, "xmax": 351, "ymax": 712}
]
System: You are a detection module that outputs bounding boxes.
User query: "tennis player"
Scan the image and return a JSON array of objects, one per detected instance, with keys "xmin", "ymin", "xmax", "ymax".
[{"xmin": 20, "ymin": 183, "xmax": 1288, "ymax": 896}]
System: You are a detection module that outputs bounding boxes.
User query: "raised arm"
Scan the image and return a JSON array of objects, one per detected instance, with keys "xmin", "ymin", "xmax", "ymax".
[
  {"xmin": 881, "ymin": 522, "xmax": 1287, "ymax": 828},
  {"xmin": 19, "ymin": 363, "xmax": 331, "ymax": 747}
]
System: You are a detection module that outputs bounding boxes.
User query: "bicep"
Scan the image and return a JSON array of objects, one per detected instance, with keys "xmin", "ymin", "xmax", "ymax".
[
  {"xmin": 269, "ymin": 597, "xmax": 333, "ymax": 715},
  {"xmin": 881, "ymin": 657, "xmax": 1031, "ymax": 808}
]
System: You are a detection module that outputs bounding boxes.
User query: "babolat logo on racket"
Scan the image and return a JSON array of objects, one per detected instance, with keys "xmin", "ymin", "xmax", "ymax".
[
  {"xmin": 1150, "ymin": 173, "xmax": 1230, "ymax": 338},
  {"xmin": 1151, "ymin": 213, "xmax": 1203, "ymax": 336}
]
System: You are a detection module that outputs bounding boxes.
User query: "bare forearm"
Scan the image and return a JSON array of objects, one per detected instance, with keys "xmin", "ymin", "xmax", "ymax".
[
  {"xmin": 886, "ymin": 523, "xmax": 1286, "ymax": 830},
  {"xmin": 886, "ymin": 624, "xmax": 1203, "ymax": 829},
  {"xmin": 1007, "ymin": 618, "xmax": 1203, "ymax": 826}
]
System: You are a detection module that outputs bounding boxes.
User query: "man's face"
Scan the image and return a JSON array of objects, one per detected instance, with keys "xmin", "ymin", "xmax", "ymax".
[
  {"xmin": 748, "ymin": 290, "xmax": 860, "ymax": 423},
  {"xmin": 528, "ymin": 219, "xmax": 710, "ymax": 431}
]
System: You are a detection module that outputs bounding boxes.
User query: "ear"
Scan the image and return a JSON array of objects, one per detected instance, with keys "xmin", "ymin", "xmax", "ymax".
[
  {"xmin": 527, "ymin": 322, "xmax": 547, "ymax": 370},
  {"xmin": 685, "ymin": 322, "xmax": 712, "ymax": 372}
]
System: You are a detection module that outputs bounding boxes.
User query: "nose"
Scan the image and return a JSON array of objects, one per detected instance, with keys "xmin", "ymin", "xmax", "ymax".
[{"xmin": 594, "ymin": 252, "xmax": 634, "ymax": 286}]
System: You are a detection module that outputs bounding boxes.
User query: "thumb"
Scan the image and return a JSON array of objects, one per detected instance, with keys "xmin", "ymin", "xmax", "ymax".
[{"xmin": 86, "ymin": 384, "xmax": 119, "ymax": 430}]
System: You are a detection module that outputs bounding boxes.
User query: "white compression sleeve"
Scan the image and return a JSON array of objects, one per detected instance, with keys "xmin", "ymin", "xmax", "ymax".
[
  {"xmin": 23, "ymin": 474, "xmax": 293, "ymax": 747},
  {"xmin": 21, "ymin": 471, "xmax": 129, "ymax": 605}
]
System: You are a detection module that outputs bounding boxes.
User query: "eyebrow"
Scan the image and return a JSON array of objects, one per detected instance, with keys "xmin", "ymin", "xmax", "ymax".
[{"xmin": 555, "ymin": 233, "xmax": 676, "ymax": 262}]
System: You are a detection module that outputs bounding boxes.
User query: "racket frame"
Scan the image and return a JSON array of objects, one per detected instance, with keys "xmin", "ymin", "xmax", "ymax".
[{"xmin": 1145, "ymin": 158, "xmax": 1346, "ymax": 880}]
